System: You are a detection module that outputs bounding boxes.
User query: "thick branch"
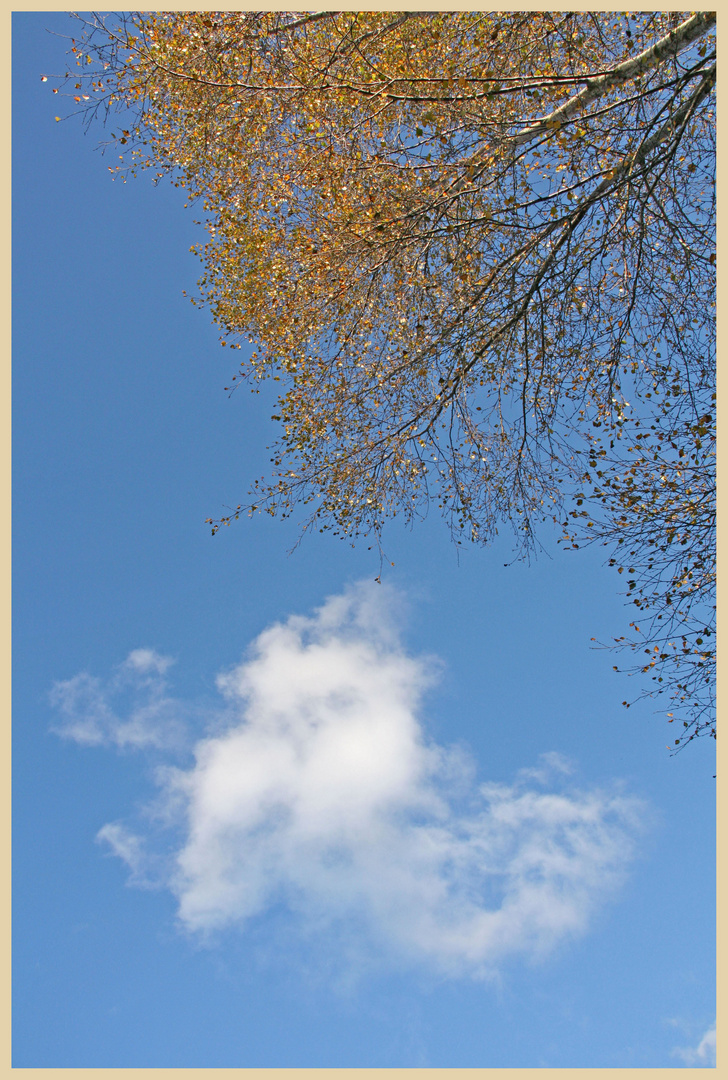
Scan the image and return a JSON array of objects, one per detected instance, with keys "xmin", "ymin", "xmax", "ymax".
[
  {"xmin": 258, "ymin": 11, "xmax": 340, "ymax": 39},
  {"xmin": 437, "ymin": 64, "xmax": 716, "ymax": 420},
  {"xmin": 512, "ymin": 11, "xmax": 716, "ymax": 148}
]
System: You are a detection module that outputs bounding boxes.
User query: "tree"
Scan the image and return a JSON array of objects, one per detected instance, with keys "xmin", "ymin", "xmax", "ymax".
[{"xmin": 51, "ymin": 11, "xmax": 716, "ymax": 746}]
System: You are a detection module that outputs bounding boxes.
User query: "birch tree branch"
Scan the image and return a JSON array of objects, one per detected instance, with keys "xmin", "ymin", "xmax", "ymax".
[{"xmin": 512, "ymin": 11, "xmax": 716, "ymax": 148}]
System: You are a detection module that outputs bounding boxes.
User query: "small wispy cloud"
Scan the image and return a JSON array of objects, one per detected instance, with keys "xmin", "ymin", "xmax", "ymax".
[
  {"xmin": 96, "ymin": 822, "xmax": 156, "ymax": 887},
  {"xmin": 672, "ymin": 1023, "xmax": 716, "ymax": 1067},
  {"xmin": 50, "ymin": 647, "xmax": 185, "ymax": 750},
  {"xmin": 54, "ymin": 581, "xmax": 647, "ymax": 979}
]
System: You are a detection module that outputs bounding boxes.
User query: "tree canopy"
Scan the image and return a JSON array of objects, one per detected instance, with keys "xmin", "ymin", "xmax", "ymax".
[{"xmin": 50, "ymin": 11, "xmax": 716, "ymax": 747}]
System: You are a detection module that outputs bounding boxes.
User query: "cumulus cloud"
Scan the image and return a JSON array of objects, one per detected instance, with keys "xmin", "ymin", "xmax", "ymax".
[
  {"xmin": 61, "ymin": 582, "xmax": 646, "ymax": 978},
  {"xmin": 50, "ymin": 647, "xmax": 185, "ymax": 749},
  {"xmin": 672, "ymin": 1023, "xmax": 716, "ymax": 1067}
]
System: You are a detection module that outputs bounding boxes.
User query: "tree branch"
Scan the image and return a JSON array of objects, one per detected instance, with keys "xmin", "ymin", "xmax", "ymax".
[{"xmin": 512, "ymin": 12, "xmax": 716, "ymax": 148}]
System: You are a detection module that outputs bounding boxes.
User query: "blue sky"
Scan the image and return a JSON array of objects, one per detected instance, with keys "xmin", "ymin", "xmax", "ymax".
[{"xmin": 13, "ymin": 12, "xmax": 716, "ymax": 1069}]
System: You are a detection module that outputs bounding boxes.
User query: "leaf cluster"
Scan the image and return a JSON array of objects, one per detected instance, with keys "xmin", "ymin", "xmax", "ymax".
[{"xmin": 49, "ymin": 11, "xmax": 716, "ymax": 743}]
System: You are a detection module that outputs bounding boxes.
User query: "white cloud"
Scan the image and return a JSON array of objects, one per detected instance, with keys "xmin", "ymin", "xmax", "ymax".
[
  {"xmin": 124, "ymin": 648, "xmax": 175, "ymax": 676},
  {"xmin": 50, "ymin": 648, "xmax": 185, "ymax": 750},
  {"xmin": 672, "ymin": 1023, "xmax": 716, "ymax": 1067},
  {"xmin": 96, "ymin": 823, "xmax": 153, "ymax": 886},
  {"xmin": 68, "ymin": 582, "xmax": 646, "ymax": 978},
  {"xmin": 516, "ymin": 751, "xmax": 574, "ymax": 784}
]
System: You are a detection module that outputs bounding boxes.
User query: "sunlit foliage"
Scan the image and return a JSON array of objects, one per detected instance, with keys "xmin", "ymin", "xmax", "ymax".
[{"xmin": 50, "ymin": 11, "xmax": 716, "ymax": 746}]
